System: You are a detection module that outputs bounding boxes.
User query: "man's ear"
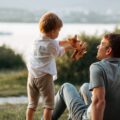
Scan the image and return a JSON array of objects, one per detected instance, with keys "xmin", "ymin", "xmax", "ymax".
[{"xmin": 106, "ymin": 47, "xmax": 112, "ymax": 56}]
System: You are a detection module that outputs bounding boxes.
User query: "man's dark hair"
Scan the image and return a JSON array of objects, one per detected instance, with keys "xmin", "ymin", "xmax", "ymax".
[{"xmin": 104, "ymin": 33, "xmax": 120, "ymax": 57}]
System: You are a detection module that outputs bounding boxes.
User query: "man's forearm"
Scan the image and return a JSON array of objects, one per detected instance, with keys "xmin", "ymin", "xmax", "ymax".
[{"xmin": 91, "ymin": 100, "xmax": 105, "ymax": 120}]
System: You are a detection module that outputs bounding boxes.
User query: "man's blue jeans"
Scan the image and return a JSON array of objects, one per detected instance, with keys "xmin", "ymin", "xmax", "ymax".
[{"xmin": 52, "ymin": 83, "xmax": 92, "ymax": 120}]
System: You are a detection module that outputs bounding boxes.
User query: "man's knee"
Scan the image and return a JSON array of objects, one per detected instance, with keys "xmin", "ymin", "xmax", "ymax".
[
  {"xmin": 59, "ymin": 83, "xmax": 75, "ymax": 96},
  {"xmin": 80, "ymin": 83, "xmax": 89, "ymax": 95},
  {"xmin": 61, "ymin": 83, "xmax": 74, "ymax": 91},
  {"xmin": 61, "ymin": 82, "xmax": 72, "ymax": 88}
]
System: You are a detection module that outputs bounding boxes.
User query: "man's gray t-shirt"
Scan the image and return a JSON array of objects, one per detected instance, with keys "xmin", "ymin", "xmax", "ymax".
[{"xmin": 89, "ymin": 58, "xmax": 120, "ymax": 120}]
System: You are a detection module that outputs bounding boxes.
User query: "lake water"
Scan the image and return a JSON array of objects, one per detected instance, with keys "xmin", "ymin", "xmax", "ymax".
[
  {"xmin": 0, "ymin": 96, "xmax": 42, "ymax": 104},
  {"xmin": 0, "ymin": 22, "xmax": 119, "ymax": 58},
  {"xmin": 0, "ymin": 96, "xmax": 28, "ymax": 104}
]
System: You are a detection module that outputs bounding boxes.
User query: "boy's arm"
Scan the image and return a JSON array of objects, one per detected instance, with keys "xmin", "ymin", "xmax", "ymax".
[
  {"xmin": 64, "ymin": 45, "xmax": 73, "ymax": 52},
  {"xmin": 59, "ymin": 40, "xmax": 73, "ymax": 52},
  {"xmin": 59, "ymin": 40, "xmax": 69, "ymax": 46},
  {"xmin": 48, "ymin": 41, "xmax": 69, "ymax": 57}
]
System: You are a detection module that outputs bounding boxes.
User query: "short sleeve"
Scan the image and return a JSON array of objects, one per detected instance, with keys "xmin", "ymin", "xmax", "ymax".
[
  {"xmin": 48, "ymin": 40, "xmax": 65, "ymax": 57},
  {"xmin": 89, "ymin": 63, "xmax": 105, "ymax": 91}
]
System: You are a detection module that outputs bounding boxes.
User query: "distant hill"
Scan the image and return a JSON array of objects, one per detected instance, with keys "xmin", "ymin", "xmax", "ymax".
[
  {"xmin": 0, "ymin": 8, "xmax": 35, "ymax": 23},
  {"xmin": 0, "ymin": 0, "xmax": 120, "ymax": 23},
  {"xmin": 0, "ymin": 0, "xmax": 120, "ymax": 12},
  {"xmin": 0, "ymin": 8, "xmax": 120, "ymax": 23}
]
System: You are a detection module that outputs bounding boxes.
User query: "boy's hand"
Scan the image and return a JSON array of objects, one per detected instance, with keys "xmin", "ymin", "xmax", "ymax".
[
  {"xmin": 72, "ymin": 41, "xmax": 87, "ymax": 61},
  {"xmin": 68, "ymin": 35, "xmax": 78, "ymax": 48},
  {"xmin": 60, "ymin": 35, "xmax": 87, "ymax": 61},
  {"xmin": 67, "ymin": 35, "xmax": 87, "ymax": 61},
  {"xmin": 59, "ymin": 40, "xmax": 70, "ymax": 46},
  {"xmin": 64, "ymin": 45, "xmax": 73, "ymax": 52}
]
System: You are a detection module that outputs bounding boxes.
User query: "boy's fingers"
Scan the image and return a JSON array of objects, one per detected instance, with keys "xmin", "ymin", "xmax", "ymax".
[{"xmin": 73, "ymin": 49, "xmax": 87, "ymax": 61}]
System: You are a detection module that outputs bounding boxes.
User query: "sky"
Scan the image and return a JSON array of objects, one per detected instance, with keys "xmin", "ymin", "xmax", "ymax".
[{"xmin": 0, "ymin": 0, "xmax": 120, "ymax": 12}]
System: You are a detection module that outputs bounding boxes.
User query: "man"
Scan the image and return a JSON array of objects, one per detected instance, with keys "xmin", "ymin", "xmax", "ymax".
[{"xmin": 52, "ymin": 33, "xmax": 120, "ymax": 120}]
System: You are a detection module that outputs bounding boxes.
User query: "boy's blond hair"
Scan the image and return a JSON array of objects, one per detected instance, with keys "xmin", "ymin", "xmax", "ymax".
[{"xmin": 39, "ymin": 12, "xmax": 63, "ymax": 34}]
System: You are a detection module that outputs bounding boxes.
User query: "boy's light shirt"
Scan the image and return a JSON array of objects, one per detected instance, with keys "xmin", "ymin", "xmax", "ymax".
[{"xmin": 27, "ymin": 34, "xmax": 65, "ymax": 80}]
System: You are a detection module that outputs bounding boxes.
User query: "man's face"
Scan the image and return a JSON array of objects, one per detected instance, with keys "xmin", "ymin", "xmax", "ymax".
[{"xmin": 96, "ymin": 37, "xmax": 111, "ymax": 60}]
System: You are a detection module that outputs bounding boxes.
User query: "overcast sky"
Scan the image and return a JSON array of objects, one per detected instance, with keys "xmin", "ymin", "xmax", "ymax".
[{"xmin": 0, "ymin": 0, "xmax": 120, "ymax": 12}]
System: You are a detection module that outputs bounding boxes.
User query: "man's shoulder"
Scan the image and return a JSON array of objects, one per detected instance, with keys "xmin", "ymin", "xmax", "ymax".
[
  {"xmin": 91, "ymin": 61, "xmax": 102, "ymax": 67},
  {"xmin": 90, "ymin": 60, "xmax": 107, "ymax": 70}
]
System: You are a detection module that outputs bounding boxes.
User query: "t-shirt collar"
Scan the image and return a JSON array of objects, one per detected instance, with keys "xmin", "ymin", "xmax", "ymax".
[
  {"xmin": 103, "ymin": 57, "xmax": 120, "ymax": 62},
  {"xmin": 40, "ymin": 33, "xmax": 52, "ymax": 40}
]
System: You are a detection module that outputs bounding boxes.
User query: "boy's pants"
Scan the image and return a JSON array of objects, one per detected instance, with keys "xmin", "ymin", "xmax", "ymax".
[{"xmin": 27, "ymin": 74, "xmax": 54, "ymax": 110}]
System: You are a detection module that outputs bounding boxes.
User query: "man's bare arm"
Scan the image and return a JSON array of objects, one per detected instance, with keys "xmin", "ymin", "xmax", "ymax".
[{"xmin": 91, "ymin": 87, "xmax": 106, "ymax": 120}]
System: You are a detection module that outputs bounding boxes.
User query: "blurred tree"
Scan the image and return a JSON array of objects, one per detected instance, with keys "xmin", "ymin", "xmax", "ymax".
[
  {"xmin": 55, "ymin": 33, "xmax": 100, "ymax": 85},
  {"xmin": 0, "ymin": 45, "xmax": 26, "ymax": 69}
]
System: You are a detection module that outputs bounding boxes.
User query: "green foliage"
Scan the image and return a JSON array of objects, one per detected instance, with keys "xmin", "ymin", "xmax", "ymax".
[
  {"xmin": 0, "ymin": 104, "xmax": 27, "ymax": 120},
  {"xmin": 0, "ymin": 45, "xmax": 26, "ymax": 69},
  {"xmin": 113, "ymin": 26, "xmax": 120, "ymax": 33},
  {"xmin": 55, "ymin": 33, "xmax": 101, "ymax": 85}
]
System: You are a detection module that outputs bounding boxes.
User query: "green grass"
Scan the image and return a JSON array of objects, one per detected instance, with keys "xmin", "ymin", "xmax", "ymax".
[
  {"xmin": 0, "ymin": 104, "xmax": 68, "ymax": 120},
  {"xmin": 0, "ymin": 69, "xmax": 27, "ymax": 96},
  {"xmin": 0, "ymin": 69, "xmax": 80, "ymax": 97},
  {"xmin": 0, "ymin": 69, "xmax": 80, "ymax": 120}
]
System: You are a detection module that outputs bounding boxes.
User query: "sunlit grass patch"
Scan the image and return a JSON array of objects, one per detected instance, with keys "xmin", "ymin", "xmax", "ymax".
[
  {"xmin": 0, "ymin": 104, "xmax": 68, "ymax": 120},
  {"xmin": 0, "ymin": 69, "xmax": 27, "ymax": 96}
]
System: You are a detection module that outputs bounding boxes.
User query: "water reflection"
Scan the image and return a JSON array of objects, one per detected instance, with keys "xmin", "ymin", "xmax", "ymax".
[
  {"xmin": 0, "ymin": 96, "xmax": 27, "ymax": 104},
  {"xmin": 0, "ymin": 31, "xmax": 12, "ymax": 36},
  {"xmin": 0, "ymin": 96, "xmax": 42, "ymax": 104}
]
